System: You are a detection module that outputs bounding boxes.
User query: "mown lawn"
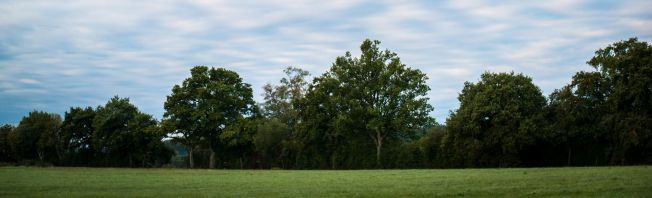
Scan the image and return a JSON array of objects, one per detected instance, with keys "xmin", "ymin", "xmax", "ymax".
[{"xmin": 0, "ymin": 166, "xmax": 650, "ymax": 197}]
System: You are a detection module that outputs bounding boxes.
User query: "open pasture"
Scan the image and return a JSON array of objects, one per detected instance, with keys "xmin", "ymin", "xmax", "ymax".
[{"xmin": 1, "ymin": 166, "xmax": 650, "ymax": 197}]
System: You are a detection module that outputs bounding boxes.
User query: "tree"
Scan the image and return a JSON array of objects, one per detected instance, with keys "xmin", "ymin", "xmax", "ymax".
[
  {"xmin": 304, "ymin": 39, "xmax": 434, "ymax": 167},
  {"xmin": 221, "ymin": 116, "xmax": 257, "ymax": 169},
  {"xmin": 587, "ymin": 38, "xmax": 652, "ymax": 164},
  {"xmin": 444, "ymin": 72, "xmax": 546, "ymax": 167},
  {"xmin": 13, "ymin": 111, "xmax": 62, "ymax": 163},
  {"xmin": 296, "ymin": 74, "xmax": 347, "ymax": 168},
  {"xmin": 60, "ymin": 106, "xmax": 96, "ymax": 166},
  {"xmin": 0, "ymin": 124, "xmax": 15, "ymax": 162},
  {"xmin": 548, "ymin": 71, "xmax": 610, "ymax": 166},
  {"xmin": 93, "ymin": 96, "xmax": 139, "ymax": 166},
  {"xmin": 128, "ymin": 114, "xmax": 172, "ymax": 167},
  {"xmin": 416, "ymin": 124, "xmax": 446, "ymax": 168},
  {"xmin": 93, "ymin": 96, "xmax": 170, "ymax": 167},
  {"xmin": 253, "ymin": 118, "xmax": 290, "ymax": 168},
  {"xmin": 259, "ymin": 66, "xmax": 310, "ymax": 168},
  {"xmin": 261, "ymin": 66, "xmax": 310, "ymax": 127},
  {"xmin": 163, "ymin": 82, "xmax": 202, "ymax": 168},
  {"xmin": 164, "ymin": 66, "xmax": 254, "ymax": 168}
]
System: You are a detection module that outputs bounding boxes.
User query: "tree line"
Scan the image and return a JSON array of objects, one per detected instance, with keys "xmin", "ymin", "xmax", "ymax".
[
  {"xmin": 0, "ymin": 38, "xmax": 650, "ymax": 168},
  {"xmin": 0, "ymin": 98, "xmax": 172, "ymax": 167}
]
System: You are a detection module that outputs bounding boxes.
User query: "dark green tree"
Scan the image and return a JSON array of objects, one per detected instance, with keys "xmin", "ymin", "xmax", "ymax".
[
  {"xmin": 416, "ymin": 124, "xmax": 446, "ymax": 168},
  {"xmin": 93, "ymin": 96, "xmax": 170, "ymax": 167},
  {"xmin": 129, "ymin": 114, "xmax": 172, "ymax": 167},
  {"xmin": 587, "ymin": 38, "xmax": 652, "ymax": 164},
  {"xmin": 444, "ymin": 72, "xmax": 546, "ymax": 167},
  {"xmin": 93, "ymin": 96, "xmax": 139, "ymax": 166},
  {"xmin": 261, "ymin": 66, "xmax": 310, "ymax": 127},
  {"xmin": 220, "ymin": 116, "xmax": 257, "ymax": 169},
  {"xmin": 60, "ymin": 106, "xmax": 96, "ymax": 166},
  {"xmin": 0, "ymin": 124, "xmax": 16, "ymax": 162},
  {"xmin": 163, "ymin": 80, "xmax": 203, "ymax": 168},
  {"xmin": 259, "ymin": 66, "xmax": 310, "ymax": 168},
  {"xmin": 296, "ymin": 74, "xmax": 347, "ymax": 168},
  {"xmin": 164, "ymin": 66, "xmax": 254, "ymax": 168},
  {"xmin": 548, "ymin": 71, "xmax": 610, "ymax": 166},
  {"xmin": 14, "ymin": 111, "xmax": 62, "ymax": 163},
  {"xmin": 302, "ymin": 39, "xmax": 433, "ymax": 167},
  {"xmin": 253, "ymin": 118, "xmax": 290, "ymax": 168}
]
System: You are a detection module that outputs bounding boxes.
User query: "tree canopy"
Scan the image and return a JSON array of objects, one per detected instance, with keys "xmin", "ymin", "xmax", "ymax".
[
  {"xmin": 298, "ymin": 39, "xmax": 434, "ymax": 167},
  {"xmin": 444, "ymin": 72, "xmax": 546, "ymax": 167},
  {"xmin": 587, "ymin": 38, "xmax": 652, "ymax": 164},
  {"xmin": 1, "ymin": 37, "xmax": 651, "ymax": 169},
  {"xmin": 163, "ymin": 66, "xmax": 255, "ymax": 168}
]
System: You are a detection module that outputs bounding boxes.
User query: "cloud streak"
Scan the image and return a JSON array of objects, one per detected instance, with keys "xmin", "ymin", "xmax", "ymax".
[{"xmin": 0, "ymin": 0, "xmax": 650, "ymax": 124}]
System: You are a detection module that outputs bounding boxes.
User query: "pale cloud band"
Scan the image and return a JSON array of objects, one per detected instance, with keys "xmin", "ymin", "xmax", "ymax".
[{"xmin": 0, "ymin": 0, "xmax": 650, "ymax": 124}]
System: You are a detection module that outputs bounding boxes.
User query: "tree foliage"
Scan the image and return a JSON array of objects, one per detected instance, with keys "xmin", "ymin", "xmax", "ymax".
[
  {"xmin": 253, "ymin": 118, "xmax": 290, "ymax": 168},
  {"xmin": 163, "ymin": 66, "xmax": 255, "ymax": 168},
  {"xmin": 0, "ymin": 124, "xmax": 16, "ymax": 162},
  {"xmin": 444, "ymin": 72, "xmax": 546, "ymax": 167},
  {"xmin": 548, "ymin": 71, "xmax": 610, "ymax": 166},
  {"xmin": 256, "ymin": 67, "xmax": 311, "ymax": 168},
  {"xmin": 262, "ymin": 67, "xmax": 310, "ymax": 127},
  {"xmin": 2, "ymin": 37, "xmax": 651, "ymax": 169},
  {"xmin": 587, "ymin": 38, "xmax": 652, "ymax": 164},
  {"xmin": 13, "ymin": 111, "xmax": 62, "ymax": 164},
  {"xmin": 93, "ymin": 96, "xmax": 171, "ymax": 167},
  {"xmin": 59, "ymin": 106, "xmax": 96, "ymax": 166},
  {"xmin": 299, "ymin": 39, "xmax": 434, "ymax": 167}
]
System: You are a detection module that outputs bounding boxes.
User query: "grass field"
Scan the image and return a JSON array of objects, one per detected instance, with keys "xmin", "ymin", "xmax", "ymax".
[{"xmin": 0, "ymin": 166, "xmax": 651, "ymax": 197}]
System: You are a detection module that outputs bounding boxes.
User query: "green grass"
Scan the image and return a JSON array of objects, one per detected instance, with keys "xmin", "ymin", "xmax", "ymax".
[{"xmin": 0, "ymin": 166, "xmax": 650, "ymax": 197}]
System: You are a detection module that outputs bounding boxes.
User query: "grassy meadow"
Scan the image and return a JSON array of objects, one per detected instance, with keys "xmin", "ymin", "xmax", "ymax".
[{"xmin": 0, "ymin": 166, "xmax": 651, "ymax": 197}]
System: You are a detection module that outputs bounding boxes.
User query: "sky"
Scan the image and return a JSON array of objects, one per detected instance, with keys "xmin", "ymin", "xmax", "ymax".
[{"xmin": 1, "ymin": 0, "xmax": 651, "ymax": 125}]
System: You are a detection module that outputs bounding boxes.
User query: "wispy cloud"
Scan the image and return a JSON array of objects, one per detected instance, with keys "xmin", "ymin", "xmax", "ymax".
[{"xmin": 0, "ymin": 0, "xmax": 650, "ymax": 124}]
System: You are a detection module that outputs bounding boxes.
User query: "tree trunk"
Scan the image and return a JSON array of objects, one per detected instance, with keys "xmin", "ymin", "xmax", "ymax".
[
  {"xmin": 621, "ymin": 156, "xmax": 625, "ymax": 166},
  {"xmin": 209, "ymin": 149, "xmax": 216, "ymax": 169},
  {"xmin": 239, "ymin": 156, "xmax": 243, "ymax": 169},
  {"xmin": 188, "ymin": 147, "xmax": 194, "ymax": 169},
  {"xmin": 375, "ymin": 134, "xmax": 383, "ymax": 168},
  {"xmin": 567, "ymin": 146, "xmax": 572, "ymax": 167},
  {"xmin": 56, "ymin": 145, "xmax": 65, "ymax": 165},
  {"xmin": 37, "ymin": 150, "xmax": 44, "ymax": 162}
]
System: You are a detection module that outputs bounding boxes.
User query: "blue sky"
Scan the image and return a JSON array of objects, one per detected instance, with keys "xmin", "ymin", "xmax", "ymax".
[{"xmin": 1, "ymin": 0, "xmax": 651, "ymax": 125}]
